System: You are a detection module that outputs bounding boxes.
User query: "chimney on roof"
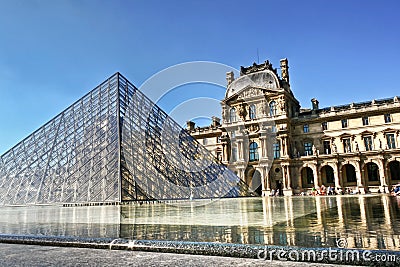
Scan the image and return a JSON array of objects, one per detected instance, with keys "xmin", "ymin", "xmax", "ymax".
[
  {"xmin": 211, "ymin": 116, "xmax": 221, "ymax": 127},
  {"xmin": 186, "ymin": 121, "xmax": 195, "ymax": 131},
  {"xmin": 311, "ymin": 98, "xmax": 319, "ymax": 110},
  {"xmin": 280, "ymin": 58, "xmax": 289, "ymax": 83},
  {"xmin": 226, "ymin": 71, "xmax": 234, "ymax": 86}
]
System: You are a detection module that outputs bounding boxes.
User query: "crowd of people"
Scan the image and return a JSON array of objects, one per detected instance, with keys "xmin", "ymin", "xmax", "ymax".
[
  {"xmin": 299, "ymin": 184, "xmax": 348, "ymax": 196},
  {"xmin": 391, "ymin": 183, "xmax": 400, "ymax": 196}
]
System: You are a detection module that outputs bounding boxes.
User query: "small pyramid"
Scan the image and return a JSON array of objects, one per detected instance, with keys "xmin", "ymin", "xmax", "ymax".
[{"xmin": 0, "ymin": 73, "xmax": 254, "ymax": 205}]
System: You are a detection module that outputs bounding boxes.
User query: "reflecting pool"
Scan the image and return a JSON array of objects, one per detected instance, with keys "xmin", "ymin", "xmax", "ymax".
[{"xmin": 0, "ymin": 195, "xmax": 399, "ymax": 250}]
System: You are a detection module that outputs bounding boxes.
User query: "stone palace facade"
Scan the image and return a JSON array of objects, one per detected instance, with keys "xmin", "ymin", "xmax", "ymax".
[{"xmin": 187, "ymin": 59, "xmax": 400, "ymax": 196}]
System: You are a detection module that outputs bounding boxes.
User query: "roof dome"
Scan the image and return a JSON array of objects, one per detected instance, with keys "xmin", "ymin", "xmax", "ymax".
[{"xmin": 226, "ymin": 69, "xmax": 280, "ymax": 98}]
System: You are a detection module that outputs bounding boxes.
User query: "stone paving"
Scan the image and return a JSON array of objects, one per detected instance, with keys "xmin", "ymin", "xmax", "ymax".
[{"xmin": 0, "ymin": 243, "xmax": 356, "ymax": 267}]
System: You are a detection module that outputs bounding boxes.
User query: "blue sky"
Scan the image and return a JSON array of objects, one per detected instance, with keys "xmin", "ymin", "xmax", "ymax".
[{"xmin": 0, "ymin": 0, "xmax": 399, "ymax": 154}]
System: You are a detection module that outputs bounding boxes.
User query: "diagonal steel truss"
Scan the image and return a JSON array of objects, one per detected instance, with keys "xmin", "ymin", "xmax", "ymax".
[{"xmin": 0, "ymin": 73, "xmax": 254, "ymax": 205}]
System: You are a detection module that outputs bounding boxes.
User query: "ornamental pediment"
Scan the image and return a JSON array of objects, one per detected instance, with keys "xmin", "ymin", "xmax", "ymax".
[
  {"xmin": 360, "ymin": 130, "xmax": 375, "ymax": 136},
  {"xmin": 321, "ymin": 135, "xmax": 334, "ymax": 140},
  {"xmin": 339, "ymin": 133, "xmax": 354, "ymax": 139},
  {"xmin": 382, "ymin": 128, "xmax": 398, "ymax": 134}
]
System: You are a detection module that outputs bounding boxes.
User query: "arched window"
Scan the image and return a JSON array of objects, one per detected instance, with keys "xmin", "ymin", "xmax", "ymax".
[
  {"xmin": 249, "ymin": 142, "xmax": 259, "ymax": 162},
  {"xmin": 269, "ymin": 101, "xmax": 276, "ymax": 116},
  {"xmin": 249, "ymin": 104, "xmax": 256, "ymax": 119},
  {"xmin": 230, "ymin": 108, "xmax": 236, "ymax": 122}
]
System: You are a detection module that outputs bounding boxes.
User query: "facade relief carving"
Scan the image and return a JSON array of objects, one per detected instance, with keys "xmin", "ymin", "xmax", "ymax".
[
  {"xmin": 277, "ymin": 96, "xmax": 286, "ymax": 114},
  {"xmin": 238, "ymin": 87, "xmax": 262, "ymax": 99},
  {"xmin": 258, "ymin": 102, "xmax": 266, "ymax": 116},
  {"xmin": 245, "ymin": 124, "xmax": 260, "ymax": 133}
]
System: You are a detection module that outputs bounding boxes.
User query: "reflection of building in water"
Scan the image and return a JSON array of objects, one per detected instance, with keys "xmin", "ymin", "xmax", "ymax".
[
  {"xmin": 188, "ymin": 59, "xmax": 400, "ymax": 196},
  {"xmin": 119, "ymin": 196, "xmax": 400, "ymax": 250}
]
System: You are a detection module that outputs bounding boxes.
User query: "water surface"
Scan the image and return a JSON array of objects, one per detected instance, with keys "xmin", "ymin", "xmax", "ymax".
[{"xmin": 0, "ymin": 195, "xmax": 399, "ymax": 250}]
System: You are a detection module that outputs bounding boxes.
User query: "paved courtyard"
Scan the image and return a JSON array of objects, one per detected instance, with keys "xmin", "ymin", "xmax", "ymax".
[{"xmin": 0, "ymin": 243, "xmax": 356, "ymax": 267}]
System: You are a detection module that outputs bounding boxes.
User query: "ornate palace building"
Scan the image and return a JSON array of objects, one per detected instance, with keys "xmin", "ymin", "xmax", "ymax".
[{"xmin": 188, "ymin": 59, "xmax": 400, "ymax": 196}]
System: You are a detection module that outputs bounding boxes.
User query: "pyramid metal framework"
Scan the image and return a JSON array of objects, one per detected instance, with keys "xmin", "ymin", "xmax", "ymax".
[{"xmin": 0, "ymin": 73, "xmax": 254, "ymax": 205}]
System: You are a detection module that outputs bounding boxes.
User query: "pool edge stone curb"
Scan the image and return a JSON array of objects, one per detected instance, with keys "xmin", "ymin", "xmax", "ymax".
[{"xmin": 0, "ymin": 234, "xmax": 399, "ymax": 266}]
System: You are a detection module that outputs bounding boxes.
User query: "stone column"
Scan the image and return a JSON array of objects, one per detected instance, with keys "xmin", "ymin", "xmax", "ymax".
[
  {"xmin": 355, "ymin": 160, "xmax": 366, "ymax": 194},
  {"xmin": 312, "ymin": 165, "xmax": 319, "ymax": 189},
  {"xmin": 259, "ymin": 137, "xmax": 266, "ymax": 159},
  {"xmin": 333, "ymin": 162, "xmax": 341, "ymax": 190},
  {"xmin": 378, "ymin": 157, "xmax": 388, "ymax": 193},
  {"xmin": 222, "ymin": 143, "xmax": 228, "ymax": 163},
  {"xmin": 282, "ymin": 166, "xmax": 287, "ymax": 190},
  {"xmin": 297, "ymin": 167, "xmax": 303, "ymax": 190},
  {"xmin": 286, "ymin": 165, "xmax": 291, "ymax": 189},
  {"xmin": 237, "ymin": 167, "xmax": 245, "ymax": 183},
  {"xmin": 282, "ymin": 164, "xmax": 292, "ymax": 196},
  {"xmin": 240, "ymin": 140, "xmax": 245, "ymax": 161},
  {"xmin": 282, "ymin": 137, "xmax": 287, "ymax": 157},
  {"xmin": 237, "ymin": 141, "xmax": 242, "ymax": 161}
]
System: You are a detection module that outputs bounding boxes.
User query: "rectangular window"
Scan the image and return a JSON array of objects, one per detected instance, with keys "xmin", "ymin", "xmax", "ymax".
[
  {"xmin": 341, "ymin": 119, "xmax": 348, "ymax": 128},
  {"xmin": 387, "ymin": 134, "xmax": 396, "ymax": 149},
  {"xmin": 362, "ymin": 116, "xmax": 369, "ymax": 126},
  {"xmin": 323, "ymin": 140, "xmax": 331, "ymax": 154},
  {"xmin": 343, "ymin": 138, "xmax": 351, "ymax": 153},
  {"xmin": 363, "ymin": 136, "xmax": 373, "ymax": 151},
  {"xmin": 304, "ymin": 142, "xmax": 313, "ymax": 156},
  {"xmin": 322, "ymin": 122, "xmax": 328, "ymax": 130},
  {"xmin": 384, "ymin": 114, "xmax": 392, "ymax": 123},
  {"xmin": 303, "ymin": 124, "xmax": 309, "ymax": 133},
  {"xmin": 230, "ymin": 131, "xmax": 235, "ymax": 139},
  {"xmin": 273, "ymin": 143, "xmax": 280, "ymax": 159}
]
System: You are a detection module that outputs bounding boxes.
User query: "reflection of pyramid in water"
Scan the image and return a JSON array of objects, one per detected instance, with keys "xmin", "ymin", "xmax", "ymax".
[{"xmin": 0, "ymin": 73, "xmax": 254, "ymax": 205}]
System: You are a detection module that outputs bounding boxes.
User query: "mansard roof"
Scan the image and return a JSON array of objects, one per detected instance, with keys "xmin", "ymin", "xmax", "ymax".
[{"xmin": 225, "ymin": 69, "xmax": 281, "ymax": 99}]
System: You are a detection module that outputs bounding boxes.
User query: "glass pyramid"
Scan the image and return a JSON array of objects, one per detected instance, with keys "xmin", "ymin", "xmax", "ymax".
[{"xmin": 0, "ymin": 73, "xmax": 254, "ymax": 205}]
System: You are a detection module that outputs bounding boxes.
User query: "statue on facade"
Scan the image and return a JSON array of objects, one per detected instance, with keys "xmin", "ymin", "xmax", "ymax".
[
  {"xmin": 332, "ymin": 143, "xmax": 337, "ymax": 153},
  {"xmin": 222, "ymin": 106, "xmax": 228, "ymax": 123},
  {"xmin": 293, "ymin": 146, "xmax": 298, "ymax": 158},
  {"xmin": 312, "ymin": 145, "xmax": 317, "ymax": 156},
  {"xmin": 277, "ymin": 96, "xmax": 286, "ymax": 114},
  {"xmin": 238, "ymin": 104, "xmax": 246, "ymax": 120},
  {"xmin": 258, "ymin": 103, "xmax": 266, "ymax": 116}
]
